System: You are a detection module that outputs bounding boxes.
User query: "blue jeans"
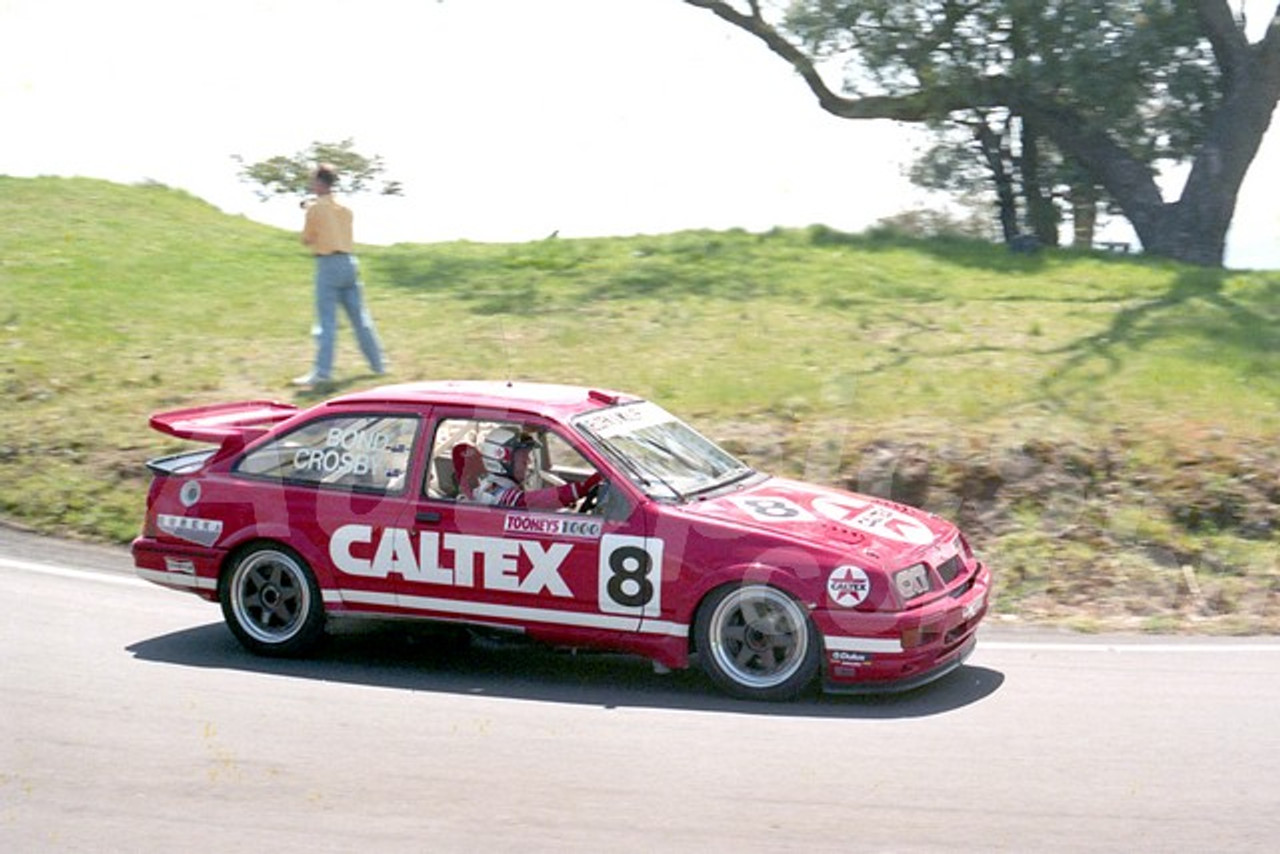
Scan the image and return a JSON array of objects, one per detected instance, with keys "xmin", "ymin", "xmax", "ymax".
[{"xmin": 311, "ymin": 253, "xmax": 385, "ymax": 380}]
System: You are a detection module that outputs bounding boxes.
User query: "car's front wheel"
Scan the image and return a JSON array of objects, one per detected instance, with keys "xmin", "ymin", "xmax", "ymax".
[
  {"xmin": 695, "ymin": 583, "xmax": 820, "ymax": 701},
  {"xmin": 220, "ymin": 544, "xmax": 325, "ymax": 657}
]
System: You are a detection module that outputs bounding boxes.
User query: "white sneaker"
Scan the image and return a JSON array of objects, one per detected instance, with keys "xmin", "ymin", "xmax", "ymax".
[{"xmin": 292, "ymin": 373, "xmax": 326, "ymax": 388}]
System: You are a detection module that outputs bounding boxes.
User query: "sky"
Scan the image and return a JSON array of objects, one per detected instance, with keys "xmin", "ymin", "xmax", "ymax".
[{"xmin": 3, "ymin": 0, "xmax": 1278, "ymax": 268}]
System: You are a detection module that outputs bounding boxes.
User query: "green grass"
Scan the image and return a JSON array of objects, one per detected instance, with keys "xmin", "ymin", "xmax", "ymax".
[{"xmin": 2, "ymin": 176, "xmax": 1277, "ymax": 631}]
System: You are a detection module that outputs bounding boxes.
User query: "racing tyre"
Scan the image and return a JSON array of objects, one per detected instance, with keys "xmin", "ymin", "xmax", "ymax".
[
  {"xmin": 695, "ymin": 584, "xmax": 820, "ymax": 701},
  {"xmin": 220, "ymin": 544, "xmax": 325, "ymax": 657}
]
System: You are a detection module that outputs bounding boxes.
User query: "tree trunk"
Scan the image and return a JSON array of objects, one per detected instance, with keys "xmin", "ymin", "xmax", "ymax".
[
  {"xmin": 1070, "ymin": 182, "xmax": 1098, "ymax": 249},
  {"xmin": 1020, "ymin": 85, "xmax": 1271, "ymax": 267},
  {"xmin": 1020, "ymin": 118, "xmax": 1060, "ymax": 247},
  {"xmin": 1140, "ymin": 63, "xmax": 1279, "ymax": 265},
  {"xmin": 1016, "ymin": 6, "xmax": 1280, "ymax": 266},
  {"xmin": 974, "ymin": 122, "xmax": 1020, "ymax": 243}
]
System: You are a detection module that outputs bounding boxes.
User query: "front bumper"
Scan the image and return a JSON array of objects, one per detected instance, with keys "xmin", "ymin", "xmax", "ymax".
[
  {"xmin": 817, "ymin": 562, "xmax": 990, "ymax": 692},
  {"xmin": 822, "ymin": 633, "xmax": 977, "ymax": 695}
]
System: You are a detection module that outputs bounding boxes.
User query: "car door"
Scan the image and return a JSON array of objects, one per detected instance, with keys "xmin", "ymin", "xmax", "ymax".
[{"xmin": 404, "ymin": 409, "xmax": 658, "ymax": 640}]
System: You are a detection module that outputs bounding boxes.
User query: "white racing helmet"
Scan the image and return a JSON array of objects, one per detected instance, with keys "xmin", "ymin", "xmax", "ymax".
[{"xmin": 479, "ymin": 427, "xmax": 539, "ymax": 476}]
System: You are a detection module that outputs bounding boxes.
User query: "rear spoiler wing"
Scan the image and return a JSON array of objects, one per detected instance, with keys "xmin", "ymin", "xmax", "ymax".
[{"xmin": 148, "ymin": 400, "xmax": 299, "ymax": 444}]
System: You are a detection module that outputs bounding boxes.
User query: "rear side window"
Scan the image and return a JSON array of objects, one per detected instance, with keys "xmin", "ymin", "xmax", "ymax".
[{"xmin": 236, "ymin": 414, "xmax": 418, "ymax": 494}]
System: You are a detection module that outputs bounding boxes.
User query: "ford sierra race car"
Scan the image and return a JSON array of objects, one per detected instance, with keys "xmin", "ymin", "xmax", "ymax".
[{"xmin": 132, "ymin": 381, "xmax": 990, "ymax": 701}]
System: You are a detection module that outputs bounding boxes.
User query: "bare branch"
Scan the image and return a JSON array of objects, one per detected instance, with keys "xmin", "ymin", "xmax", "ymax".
[{"xmin": 684, "ymin": 1, "xmax": 1009, "ymax": 120}]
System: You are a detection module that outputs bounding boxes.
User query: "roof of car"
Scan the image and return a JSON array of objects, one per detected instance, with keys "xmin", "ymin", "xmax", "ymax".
[{"xmin": 323, "ymin": 380, "xmax": 642, "ymax": 420}]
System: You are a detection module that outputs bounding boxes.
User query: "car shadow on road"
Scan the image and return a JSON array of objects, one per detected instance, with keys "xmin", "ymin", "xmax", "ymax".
[{"xmin": 126, "ymin": 621, "xmax": 1005, "ymax": 720}]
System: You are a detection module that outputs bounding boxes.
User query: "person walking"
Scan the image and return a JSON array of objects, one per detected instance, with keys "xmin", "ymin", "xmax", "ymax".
[{"xmin": 294, "ymin": 163, "xmax": 386, "ymax": 388}]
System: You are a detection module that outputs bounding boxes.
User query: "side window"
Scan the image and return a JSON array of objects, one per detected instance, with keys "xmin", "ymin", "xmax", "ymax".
[
  {"xmin": 424, "ymin": 418, "xmax": 595, "ymax": 500},
  {"xmin": 236, "ymin": 414, "xmax": 418, "ymax": 494},
  {"xmin": 425, "ymin": 418, "xmax": 501, "ymax": 500}
]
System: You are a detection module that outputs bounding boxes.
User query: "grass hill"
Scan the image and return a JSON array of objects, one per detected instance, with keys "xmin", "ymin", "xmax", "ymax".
[{"xmin": 2, "ymin": 176, "xmax": 1277, "ymax": 632}]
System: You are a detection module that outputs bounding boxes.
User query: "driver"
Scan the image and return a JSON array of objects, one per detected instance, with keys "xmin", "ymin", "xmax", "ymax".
[{"xmin": 471, "ymin": 427, "xmax": 601, "ymax": 510}]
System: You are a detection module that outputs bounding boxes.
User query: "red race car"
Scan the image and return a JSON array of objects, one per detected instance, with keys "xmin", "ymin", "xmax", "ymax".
[{"xmin": 133, "ymin": 381, "xmax": 990, "ymax": 700}]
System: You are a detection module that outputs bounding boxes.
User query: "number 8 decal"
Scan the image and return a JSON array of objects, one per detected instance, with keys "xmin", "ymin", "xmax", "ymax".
[
  {"xmin": 731, "ymin": 496, "xmax": 814, "ymax": 522},
  {"xmin": 598, "ymin": 534, "xmax": 663, "ymax": 618}
]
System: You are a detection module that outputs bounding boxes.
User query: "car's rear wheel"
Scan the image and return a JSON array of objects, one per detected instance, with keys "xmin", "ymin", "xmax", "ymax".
[
  {"xmin": 220, "ymin": 544, "xmax": 325, "ymax": 657},
  {"xmin": 695, "ymin": 584, "xmax": 820, "ymax": 701}
]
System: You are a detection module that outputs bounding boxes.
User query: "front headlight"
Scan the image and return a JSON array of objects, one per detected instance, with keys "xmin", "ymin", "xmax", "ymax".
[{"xmin": 894, "ymin": 563, "xmax": 932, "ymax": 602}]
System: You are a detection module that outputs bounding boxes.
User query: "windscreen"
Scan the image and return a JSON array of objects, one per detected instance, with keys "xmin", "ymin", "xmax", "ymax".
[{"xmin": 574, "ymin": 401, "xmax": 751, "ymax": 501}]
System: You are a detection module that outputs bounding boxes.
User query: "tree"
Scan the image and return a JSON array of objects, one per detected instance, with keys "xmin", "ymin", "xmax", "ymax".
[
  {"xmin": 233, "ymin": 138, "xmax": 403, "ymax": 201},
  {"xmin": 909, "ymin": 113, "xmax": 1027, "ymax": 245},
  {"xmin": 683, "ymin": 1, "xmax": 1280, "ymax": 267}
]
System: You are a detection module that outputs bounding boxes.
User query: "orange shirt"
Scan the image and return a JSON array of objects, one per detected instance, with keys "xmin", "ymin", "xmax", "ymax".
[{"xmin": 301, "ymin": 195, "xmax": 355, "ymax": 255}]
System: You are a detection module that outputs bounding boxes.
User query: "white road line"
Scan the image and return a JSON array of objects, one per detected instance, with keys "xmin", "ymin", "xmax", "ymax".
[
  {"xmin": 0, "ymin": 556, "xmax": 146, "ymax": 587},
  {"xmin": 981, "ymin": 640, "xmax": 1280, "ymax": 653}
]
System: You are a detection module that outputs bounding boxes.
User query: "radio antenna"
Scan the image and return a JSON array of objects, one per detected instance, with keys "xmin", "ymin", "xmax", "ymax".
[{"xmin": 497, "ymin": 314, "xmax": 515, "ymax": 386}]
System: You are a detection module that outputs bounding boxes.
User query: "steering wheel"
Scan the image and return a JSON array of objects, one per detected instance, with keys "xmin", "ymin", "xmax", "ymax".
[{"xmin": 577, "ymin": 480, "xmax": 606, "ymax": 514}]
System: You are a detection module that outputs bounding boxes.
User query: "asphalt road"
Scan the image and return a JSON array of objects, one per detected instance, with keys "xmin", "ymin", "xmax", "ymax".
[{"xmin": 2, "ymin": 526, "xmax": 1278, "ymax": 853}]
